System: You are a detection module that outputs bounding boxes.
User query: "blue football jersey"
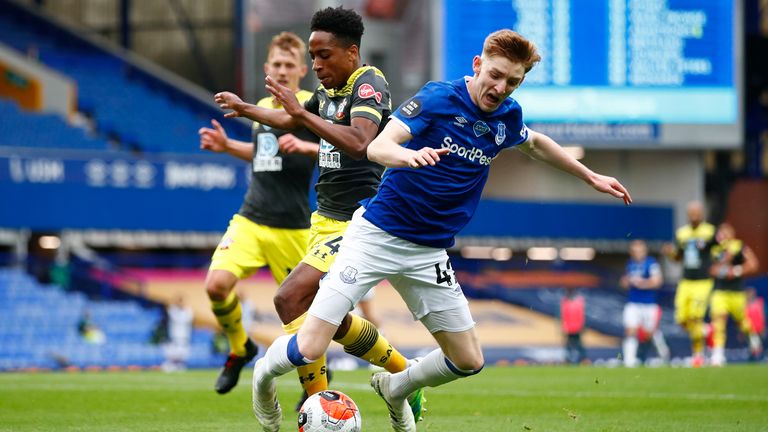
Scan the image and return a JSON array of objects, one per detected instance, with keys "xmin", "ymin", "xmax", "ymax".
[
  {"xmin": 361, "ymin": 77, "xmax": 531, "ymax": 248},
  {"xmin": 626, "ymin": 256, "xmax": 661, "ymax": 304}
]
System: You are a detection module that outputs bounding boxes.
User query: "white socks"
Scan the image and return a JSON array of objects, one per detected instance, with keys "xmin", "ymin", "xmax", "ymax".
[
  {"xmin": 623, "ymin": 336, "xmax": 638, "ymax": 367},
  {"xmin": 389, "ymin": 349, "xmax": 473, "ymax": 400},
  {"xmin": 256, "ymin": 334, "xmax": 301, "ymax": 384},
  {"xmin": 653, "ymin": 330, "xmax": 670, "ymax": 361}
]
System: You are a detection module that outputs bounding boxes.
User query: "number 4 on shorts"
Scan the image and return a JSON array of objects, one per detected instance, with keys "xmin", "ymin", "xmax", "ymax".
[
  {"xmin": 324, "ymin": 236, "xmax": 343, "ymax": 255},
  {"xmin": 435, "ymin": 259, "xmax": 453, "ymax": 285}
]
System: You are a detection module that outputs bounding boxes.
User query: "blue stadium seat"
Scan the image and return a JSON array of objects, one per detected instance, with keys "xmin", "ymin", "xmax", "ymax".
[
  {"xmin": 0, "ymin": 5, "xmax": 249, "ymax": 154},
  {"xmin": 0, "ymin": 268, "xmax": 224, "ymax": 370}
]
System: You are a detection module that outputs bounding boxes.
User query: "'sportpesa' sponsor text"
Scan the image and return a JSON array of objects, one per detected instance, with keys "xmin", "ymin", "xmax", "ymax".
[{"xmin": 440, "ymin": 136, "xmax": 493, "ymax": 166}]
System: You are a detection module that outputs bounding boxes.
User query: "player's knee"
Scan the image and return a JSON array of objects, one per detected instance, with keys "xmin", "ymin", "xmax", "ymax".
[
  {"xmin": 205, "ymin": 278, "xmax": 231, "ymax": 301},
  {"xmin": 273, "ymin": 291, "xmax": 290, "ymax": 321},
  {"xmin": 273, "ymin": 278, "xmax": 313, "ymax": 324},
  {"xmin": 296, "ymin": 337, "xmax": 325, "ymax": 362},
  {"xmin": 449, "ymin": 352, "xmax": 484, "ymax": 373}
]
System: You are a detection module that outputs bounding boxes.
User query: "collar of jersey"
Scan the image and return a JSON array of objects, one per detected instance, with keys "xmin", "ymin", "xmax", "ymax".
[
  {"xmin": 256, "ymin": 89, "xmax": 313, "ymax": 109},
  {"xmin": 320, "ymin": 66, "xmax": 387, "ymax": 97}
]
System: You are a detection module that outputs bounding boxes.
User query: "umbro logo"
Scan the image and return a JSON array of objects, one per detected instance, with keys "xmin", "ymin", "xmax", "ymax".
[{"xmin": 452, "ymin": 116, "xmax": 468, "ymax": 128}]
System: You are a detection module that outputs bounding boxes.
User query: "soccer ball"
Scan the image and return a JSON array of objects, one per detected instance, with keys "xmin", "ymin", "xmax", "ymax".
[{"xmin": 298, "ymin": 390, "xmax": 362, "ymax": 432}]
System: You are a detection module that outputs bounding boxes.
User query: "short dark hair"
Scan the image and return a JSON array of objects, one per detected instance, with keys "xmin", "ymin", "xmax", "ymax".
[{"xmin": 310, "ymin": 6, "xmax": 364, "ymax": 48}]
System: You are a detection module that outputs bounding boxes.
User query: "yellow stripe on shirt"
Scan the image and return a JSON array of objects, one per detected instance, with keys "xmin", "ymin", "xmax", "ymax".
[{"xmin": 350, "ymin": 105, "xmax": 382, "ymax": 121}]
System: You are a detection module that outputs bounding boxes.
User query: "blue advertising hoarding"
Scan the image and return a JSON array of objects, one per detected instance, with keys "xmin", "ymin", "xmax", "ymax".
[{"xmin": 0, "ymin": 149, "xmax": 251, "ymax": 231}]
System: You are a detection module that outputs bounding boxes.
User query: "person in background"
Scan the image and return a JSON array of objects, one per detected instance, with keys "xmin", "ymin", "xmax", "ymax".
[
  {"xmin": 663, "ymin": 201, "xmax": 718, "ymax": 367},
  {"xmin": 77, "ymin": 309, "xmax": 106, "ymax": 345},
  {"xmin": 746, "ymin": 287, "xmax": 765, "ymax": 361},
  {"xmin": 561, "ymin": 287, "xmax": 586, "ymax": 364},
  {"xmin": 708, "ymin": 223, "xmax": 762, "ymax": 366},
  {"xmin": 620, "ymin": 239, "xmax": 663, "ymax": 367},
  {"xmin": 163, "ymin": 295, "xmax": 194, "ymax": 371}
]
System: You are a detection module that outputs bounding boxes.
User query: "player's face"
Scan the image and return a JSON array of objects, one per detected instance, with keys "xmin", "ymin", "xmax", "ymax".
[
  {"xmin": 470, "ymin": 54, "xmax": 526, "ymax": 112},
  {"xmin": 686, "ymin": 202, "xmax": 704, "ymax": 225},
  {"xmin": 264, "ymin": 47, "xmax": 307, "ymax": 92},
  {"xmin": 629, "ymin": 241, "xmax": 647, "ymax": 260},
  {"xmin": 717, "ymin": 224, "xmax": 734, "ymax": 241},
  {"xmin": 308, "ymin": 31, "xmax": 358, "ymax": 90}
]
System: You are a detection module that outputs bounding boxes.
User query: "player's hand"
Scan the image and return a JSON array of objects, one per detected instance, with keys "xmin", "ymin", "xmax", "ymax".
[
  {"xmin": 619, "ymin": 275, "xmax": 629, "ymax": 289},
  {"xmin": 279, "ymin": 134, "xmax": 316, "ymax": 155},
  {"xmin": 589, "ymin": 173, "xmax": 632, "ymax": 205},
  {"xmin": 265, "ymin": 76, "xmax": 303, "ymax": 117},
  {"xmin": 214, "ymin": 91, "xmax": 245, "ymax": 118},
  {"xmin": 198, "ymin": 119, "xmax": 229, "ymax": 152},
  {"xmin": 661, "ymin": 243, "xmax": 676, "ymax": 258},
  {"xmin": 408, "ymin": 147, "xmax": 449, "ymax": 168}
]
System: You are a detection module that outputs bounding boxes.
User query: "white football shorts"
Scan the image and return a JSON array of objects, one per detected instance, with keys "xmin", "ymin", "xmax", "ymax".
[
  {"xmin": 308, "ymin": 208, "xmax": 474, "ymax": 333},
  {"xmin": 623, "ymin": 302, "xmax": 659, "ymax": 332}
]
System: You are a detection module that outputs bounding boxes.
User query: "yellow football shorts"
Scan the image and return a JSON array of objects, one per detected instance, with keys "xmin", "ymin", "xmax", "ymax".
[
  {"xmin": 710, "ymin": 289, "xmax": 750, "ymax": 329},
  {"xmin": 674, "ymin": 278, "xmax": 714, "ymax": 324},
  {"xmin": 301, "ymin": 211, "xmax": 350, "ymax": 273},
  {"xmin": 210, "ymin": 214, "xmax": 309, "ymax": 284}
]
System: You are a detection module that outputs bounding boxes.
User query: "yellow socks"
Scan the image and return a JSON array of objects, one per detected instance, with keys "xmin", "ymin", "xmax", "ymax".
[
  {"xmin": 711, "ymin": 316, "xmax": 727, "ymax": 349},
  {"xmin": 283, "ymin": 313, "xmax": 328, "ymax": 396},
  {"xmin": 688, "ymin": 320, "xmax": 705, "ymax": 355},
  {"xmin": 334, "ymin": 313, "xmax": 407, "ymax": 373},
  {"xmin": 211, "ymin": 291, "xmax": 248, "ymax": 356}
]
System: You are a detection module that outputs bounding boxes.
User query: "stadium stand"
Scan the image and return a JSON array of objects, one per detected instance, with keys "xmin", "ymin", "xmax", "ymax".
[
  {"xmin": 0, "ymin": 268, "xmax": 220, "ymax": 370},
  {"xmin": 0, "ymin": 98, "xmax": 110, "ymax": 150},
  {"xmin": 0, "ymin": 0, "xmax": 249, "ymax": 153}
]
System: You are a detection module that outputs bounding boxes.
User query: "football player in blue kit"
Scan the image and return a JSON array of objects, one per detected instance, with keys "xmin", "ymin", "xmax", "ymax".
[
  {"xmin": 620, "ymin": 239, "xmax": 664, "ymax": 367},
  {"xmin": 251, "ymin": 29, "xmax": 632, "ymax": 431}
]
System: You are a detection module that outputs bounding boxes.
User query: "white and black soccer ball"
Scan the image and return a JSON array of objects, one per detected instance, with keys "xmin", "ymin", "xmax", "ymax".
[{"xmin": 298, "ymin": 390, "xmax": 362, "ymax": 432}]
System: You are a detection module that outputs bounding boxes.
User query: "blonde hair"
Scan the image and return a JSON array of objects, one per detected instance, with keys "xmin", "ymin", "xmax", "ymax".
[
  {"xmin": 483, "ymin": 29, "xmax": 541, "ymax": 72},
  {"xmin": 267, "ymin": 31, "xmax": 306, "ymax": 63}
]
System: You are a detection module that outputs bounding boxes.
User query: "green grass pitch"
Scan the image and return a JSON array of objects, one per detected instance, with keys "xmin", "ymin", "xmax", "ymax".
[{"xmin": 1, "ymin": 365, "xmax": 767, "ymax": 431}]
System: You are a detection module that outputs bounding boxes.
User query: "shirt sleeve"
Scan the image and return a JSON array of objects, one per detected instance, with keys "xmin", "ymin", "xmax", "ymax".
[
  {"xmin": 391, "ymin": 82, "xmax": 440, "ymax": 136},
  {"xmin": 350, "ymin": 70, "xmax": 390, "ymax": 126},
  {"xmin": 506, "ymin": 101, "xmax": 532, "ymax": 148}
]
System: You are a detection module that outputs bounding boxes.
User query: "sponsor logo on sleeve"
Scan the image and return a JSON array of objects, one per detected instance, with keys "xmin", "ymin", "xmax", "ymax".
[
  {"xmin": 399, "ymin": 98, "xmax": 422, "ymax": 118},
  {"xmin": 358, "ymin": 83, "xmax": 382, "ymax": 104}
]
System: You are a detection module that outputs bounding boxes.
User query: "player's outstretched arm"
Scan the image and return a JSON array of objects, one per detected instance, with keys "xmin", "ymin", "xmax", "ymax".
[
  {"xmin": 214, "ymin": 91, "xmax": 298, "ymax": 130},
  {"xmin": 198, "ymin": 119, "xmax": 253, "ymax": 162},
  {"xmin": 519, "ymin": 130, "xmax": 632, "ymax": 205},
  {"xmin": 265, "ymin": 76, "xmax": 377, "ymax": 160},
  {"xmin": 368, "ymin": 120, "xmax": 449, "ymax": 168}
]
